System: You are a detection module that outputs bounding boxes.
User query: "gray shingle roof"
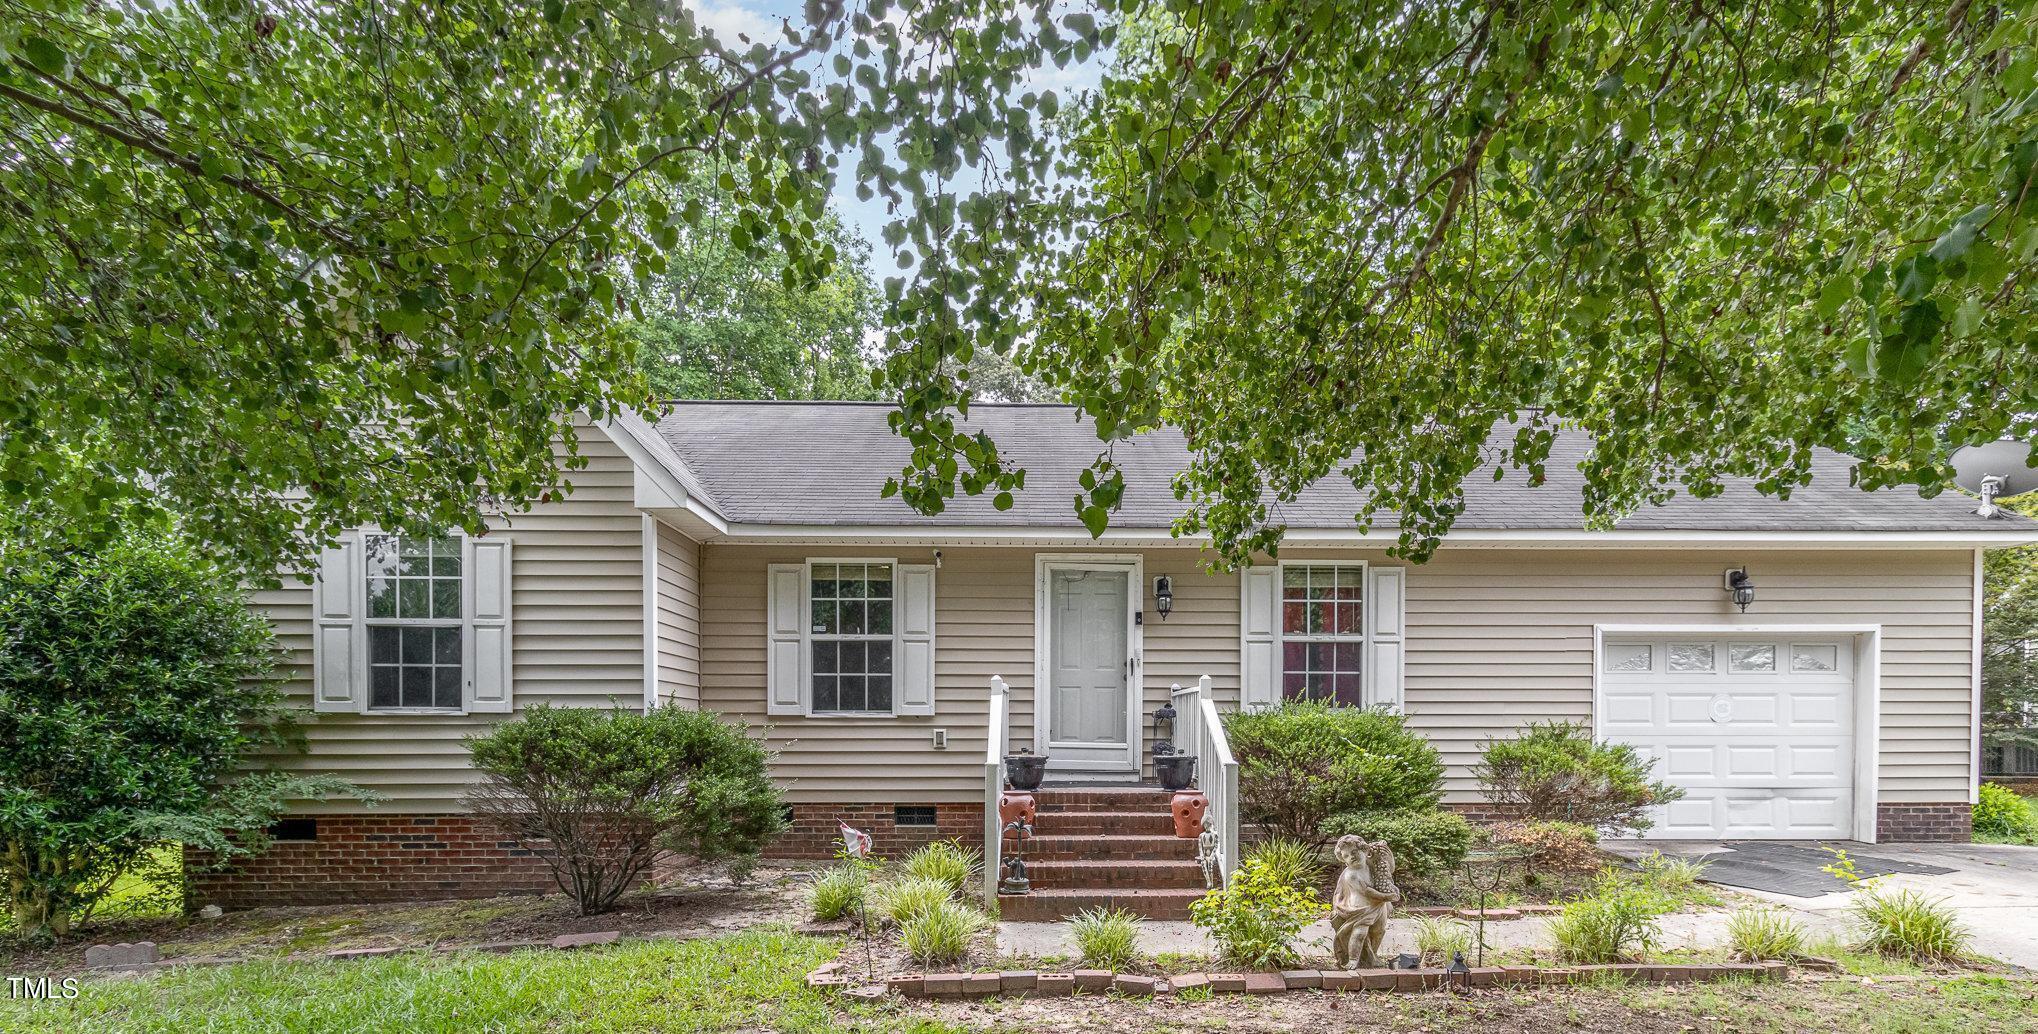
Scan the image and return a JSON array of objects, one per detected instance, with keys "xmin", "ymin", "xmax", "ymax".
[{"xmin": 652, "ymin": 401, "xmax": 2031, "ymax": 534}]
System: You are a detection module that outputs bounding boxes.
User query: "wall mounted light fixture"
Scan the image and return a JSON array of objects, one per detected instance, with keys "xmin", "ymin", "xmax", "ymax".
[
  {"xmin": 1153, "ymin": 575, "xmax": 1174, "ymax": 620},
  {"xmin": 1724, "ymin": 567, "xmax": 1756, "ymax": 613}
]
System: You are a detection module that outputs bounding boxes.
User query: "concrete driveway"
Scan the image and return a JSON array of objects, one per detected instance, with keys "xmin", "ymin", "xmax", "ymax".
[{"xmin": 1610, "ymin": 840, "xmax": 2038, "ymax": 971}]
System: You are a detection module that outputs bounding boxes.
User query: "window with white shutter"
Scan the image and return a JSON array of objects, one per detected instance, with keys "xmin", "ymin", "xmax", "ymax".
[
  {"xmin": 767, "ymin": 558, "xmax": 936, "ymax": 717},
  {"xmin": 1241, "ymin": 561, "xmax": 1405, "ymax": 712},
  {"xmin": 311, "ymin": 531, "xmax": 512, "ymax": 714}
]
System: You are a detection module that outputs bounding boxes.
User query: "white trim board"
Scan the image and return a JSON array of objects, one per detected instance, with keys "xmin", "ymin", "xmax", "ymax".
[
  {"xmin": 1032, "ymin": 553, "xmax": 1145, "ymax": 774},
  {"xmin": 696, "ymin": 525, "xmax": 2038, "ymax": 549},
  {"xmin": 1592, "ymin": 622, "xmax": 1882, "ymax": 844}
]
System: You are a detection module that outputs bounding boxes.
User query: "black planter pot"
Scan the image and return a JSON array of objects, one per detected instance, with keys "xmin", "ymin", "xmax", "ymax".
[
  {"xmin": 1154, "ymin": 753, "xmax": 1196, "ymax": 792},
  {"xmin": 1004, "ymin": 752, "xmax": 1048, "ymax": 791}
]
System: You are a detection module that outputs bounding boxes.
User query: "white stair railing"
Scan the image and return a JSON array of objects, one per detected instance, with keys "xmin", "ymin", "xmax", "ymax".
[
  {"xmin": 1171, "ymin": 675, "xmax": 1239, "ymax": 885},
  {"xmin": 983, "ymin": 675, "xmax": 1009, "ymax": 907}
]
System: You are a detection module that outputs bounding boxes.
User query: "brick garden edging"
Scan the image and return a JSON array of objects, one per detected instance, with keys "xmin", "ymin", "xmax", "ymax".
[{"xmin": 811, "ymin": 960, "xmax": 1791, "ymax": 998}]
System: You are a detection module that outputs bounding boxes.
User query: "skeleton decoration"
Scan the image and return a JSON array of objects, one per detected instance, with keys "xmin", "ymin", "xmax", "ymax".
[{"xmin": 1330, "ymin": 834, "xmax": 1401, "ymax": 970}]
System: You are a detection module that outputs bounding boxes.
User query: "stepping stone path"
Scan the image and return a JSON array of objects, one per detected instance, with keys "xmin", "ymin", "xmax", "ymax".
[{"xmin": 85, "ymin": 942, "xmax": 160, "ymax": 973}]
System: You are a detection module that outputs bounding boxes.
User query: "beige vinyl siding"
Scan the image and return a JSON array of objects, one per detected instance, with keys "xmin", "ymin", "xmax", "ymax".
[
  {"xmin": 703, "ymin": 544, "xmax": 1975, "ymax": 807},
  {"xmin": 655, "ymin": 520, "xmax": 703, "ymax": 707},
  {"xmin": 698, "ymin": 546, "xmax": 1239, "ymax": 802},
  {"xmin": 251, "ymin": 421, "xmax": 647, "ymax": 812}
]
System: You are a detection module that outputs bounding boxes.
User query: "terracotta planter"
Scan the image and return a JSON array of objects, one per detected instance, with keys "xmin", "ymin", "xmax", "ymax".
[{"xmin": 1171, "ymin": 790, "xmax": 1208, "ymax": 838}]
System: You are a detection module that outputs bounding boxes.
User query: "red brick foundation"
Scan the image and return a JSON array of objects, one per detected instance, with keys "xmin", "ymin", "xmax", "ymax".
[
  {"xmin": 1876, "ymin": 802, "xmax": 1974, "ymax": 843},
  {"xmin": 768, "ymin": 803, "xmax": 985, "ymax": 861},
  {"xmin": 185, "ymin": 815, "xmax": 558, "ymax": 909}
]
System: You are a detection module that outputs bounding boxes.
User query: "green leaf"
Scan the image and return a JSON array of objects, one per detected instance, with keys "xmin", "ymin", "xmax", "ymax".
[
  {"xmin": 21, "ymin": 36, "xmax": 69, "ymax": 76},
  {"xmin": 1873, "ymin": 302, "xmax": 1942, "ymax": 383},
  {"xmin": 1079, "ymin": 505, "xmax": 1109, "ymax": 538}
]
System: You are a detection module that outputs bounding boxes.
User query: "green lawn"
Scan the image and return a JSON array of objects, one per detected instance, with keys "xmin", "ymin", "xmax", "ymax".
[
  {"xmin": 0, "ymin": 928, "xmax": 949, "ymax": 1034},
  {"xmin": 5, "ymin": 926, "xmax": 2034, "ymax": 1033}
]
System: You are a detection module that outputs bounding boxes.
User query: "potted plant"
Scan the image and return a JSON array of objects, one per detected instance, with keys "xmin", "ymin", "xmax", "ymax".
[
  {"xmin": 1155, "ymin": 753, "xmax": 1196, "ymax": 792},
  {"xmin": 1004, "ymin": 748, "xmax": 1048, "ymax": 791}
]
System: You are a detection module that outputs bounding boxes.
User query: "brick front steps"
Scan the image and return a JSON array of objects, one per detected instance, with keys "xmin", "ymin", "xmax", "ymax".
[
  {"xmin": 998, "ymin": 786, "xmax": 1206, "ymax": 920},
  {"xmin": 814, "ymin": 961, "xmax": 1792, "ymax": 998}
]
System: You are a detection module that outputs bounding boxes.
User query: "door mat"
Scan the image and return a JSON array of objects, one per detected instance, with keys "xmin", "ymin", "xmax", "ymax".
[{"xmin": 1682, "ymin": 842, "xmax": 1955, "ymax": 898}]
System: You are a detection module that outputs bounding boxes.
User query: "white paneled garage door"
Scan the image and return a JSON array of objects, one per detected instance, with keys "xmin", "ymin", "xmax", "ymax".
[{"xmin": 1600, "ymin": 636, "xmax": 1856, "ymax": 839}]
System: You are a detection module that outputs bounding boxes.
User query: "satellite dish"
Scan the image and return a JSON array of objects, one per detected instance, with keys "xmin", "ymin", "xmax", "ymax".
[{"xmin": 1951, "ymin": 440, "xmax": 2038, "ymax": 517}]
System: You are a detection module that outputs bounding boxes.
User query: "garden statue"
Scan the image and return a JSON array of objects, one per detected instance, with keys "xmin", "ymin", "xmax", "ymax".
[{"xmin": 1330, "ymin": 835, "xmax": 1401, "ymax": 969}]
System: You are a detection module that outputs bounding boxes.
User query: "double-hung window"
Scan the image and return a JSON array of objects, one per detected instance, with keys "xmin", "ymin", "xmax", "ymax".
[
  {"xmin": 765, "ymin": 558, "xmax": 936, "ymax": 718},
  {"xmin": 1279, "ymin": 564, "xmax": 1365, "ymax": 705},
  {"xmin": 364, "ymin": 535, "xmax": 464, "ymax": 710},
  {"xmin": 808, "ymin": 562, "xmax": 895, "ymax": 714}
]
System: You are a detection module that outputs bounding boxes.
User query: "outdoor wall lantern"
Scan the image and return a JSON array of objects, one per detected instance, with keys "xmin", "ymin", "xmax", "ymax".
[
  {"xmin": 1724, "ymin": 567, "xmax": 1756, "ymax": 613},
  {"xmin": 1153, "ymin": 575, "xmax": 1174, "ymax": 620}
]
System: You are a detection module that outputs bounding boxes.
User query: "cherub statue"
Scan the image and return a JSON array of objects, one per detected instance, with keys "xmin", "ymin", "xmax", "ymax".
[{"xmin": 1329, "ymin": 834, "xmax": 1401, "ymax": 969}]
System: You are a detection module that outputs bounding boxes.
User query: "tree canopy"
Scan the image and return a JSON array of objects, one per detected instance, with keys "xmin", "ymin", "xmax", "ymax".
[
  {"xmin": 878, "ymin": 0, "xmax": 2038, "ymax": 562},
  {"xmin": 629, "ymin": 210, "xmax": 880, "ymax": 401},
  {"xmin": 6, "ymin": 0, "xmax": 2033, "ymax": 572},
  {"xmin": 1, "ymin": 0, "xmax": 1090, "ymax": 574}
]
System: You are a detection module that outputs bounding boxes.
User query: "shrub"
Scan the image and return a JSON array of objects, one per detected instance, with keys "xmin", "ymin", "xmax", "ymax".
[
  {"xmin": 1411, "ymin": 914, "xmax": 1474, "ymax": 967},
  {"xmin": 900, "ymin": 899, "xmax": 990, "ymax": 966},
  {"xmin": 901, "ymin": 840, "xmax": 981, "ymax": 895},
  {"xmin": 1242, "ymin": 837, "xmax": 1324, "ymax": 892},
  {"xmin": 0, "ymin": 527, "xmax": 359, "ymax": 937},
  {"xmin": 1973, "ymin": 783, "xmax": 2038, "ymax": 843},
  {"xmin": 1069, "ymin": 906, "xmax": 1142, "ymax": 970},
  {"xmin": 808, "ymin": 866, "xmax": 866, "ymax": 923},
  {"xmin": 872, "ymin": 875, "xmax": 956, "ymax": 928},
  {"xmin": 1850, "ymin": 887, "xmax": 1969, "ymax": 962},
  {"xmin": 1225, "ymin": 702, "xmax": 1445, "ymax": 847},
  {"xmin": 1318, "ymin": 809, "xmax": 1474, "ymax": 880},
  {"xmin": 1476, "ymin": 722, "xmax": 1682, "ymax": 836},
  {"xmin": 465, "ymin": 704, "xmax": 784, "ymax": 916},
  {"xmin": 1187, "ymin": 855, "xmax": 1329, "ymax": 968},
  {"xmin": 1485, "ymin": 820, "xmax": 1604, "ymax": 881},
  {"xmin": 1726, "ymin": 907, "xmax": 1806, "ymax": 961},
  {"xmin": 1548, "ymin": 875, "xmax": 1673, "ymax": 963}
]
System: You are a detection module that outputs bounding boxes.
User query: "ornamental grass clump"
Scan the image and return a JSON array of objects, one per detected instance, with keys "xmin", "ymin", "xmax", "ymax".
[
  {"xmin": 1187, "ymin": 856, "xmax": 1328, "ymax": 969},
  {"xmin": 1412, "ymin": 914, "xmax": 1474, "ymax": 967},
  {"xmin": 1851, "ymin": 888, "xmax": 1969, "ymax": 963},
  {"xmin": 872, "ymin": 875, "xmax": 956, "ymax": 928},
  {"xmin": 807, "ymin": 866, "xmax": 865, "ymax": 923},
  {"xmin": 1548, "ymin": 875, "xmax": 1673, "ymax": 964},
  {"xmin": 1241, "ymin": 837, "xmax": 1324, "ymax": 893},
  {"xmin": 1726, "ymin": 907, "xmax": 1807, "ymax": 961},
  {"xmin": 901, "ymin": 840, "xmax": 981, "ymax": 895},
  {"xmin": 1069, "ymin": 906, "xmax": 1142, "ymax": 970},
  {"xmin": 900, "ymin": 899, "xmax": 991, "ymax": 967}
]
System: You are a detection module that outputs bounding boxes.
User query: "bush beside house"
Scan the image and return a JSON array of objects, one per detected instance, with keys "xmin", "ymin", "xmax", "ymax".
[
  {"xmin": 1226, "ymin": 702, "xmax": 1446, "ymax": 849},
  {"xmin": 465, "ymin": 705, "xmax": 784, "ymax": 916},
  {"xmin": 1476, "ymin": 721, "xmax": 1681, "ymax": 836},
  {"xmin": 0, "ymin": 525, "xmax": 356, "ymax": 937}
]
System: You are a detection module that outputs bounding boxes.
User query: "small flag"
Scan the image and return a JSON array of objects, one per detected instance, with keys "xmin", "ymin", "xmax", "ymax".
[{"xmin": 839, "ymin": 821, "xmax": 872, "ymax": 859}]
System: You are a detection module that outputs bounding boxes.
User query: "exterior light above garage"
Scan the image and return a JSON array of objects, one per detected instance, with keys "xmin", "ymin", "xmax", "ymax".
[{"xmin": 1724, "ymin": 567, "xmax": 1756, "ymax": 612}]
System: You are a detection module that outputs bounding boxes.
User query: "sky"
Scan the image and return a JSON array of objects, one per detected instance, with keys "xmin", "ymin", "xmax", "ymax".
[{"xmin": 690, "ymin": 0, "xmax": 1108, "ymax": 254}]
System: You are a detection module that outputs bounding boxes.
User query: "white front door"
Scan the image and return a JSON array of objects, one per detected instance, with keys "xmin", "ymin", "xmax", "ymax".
[
  {"xmin": 1039, "ymin": 562, "xmax": 1138, "ymax": 772},
  {"xmin": 1600, "ymin": 636, "xmax": 1857, "ymax": 839}
]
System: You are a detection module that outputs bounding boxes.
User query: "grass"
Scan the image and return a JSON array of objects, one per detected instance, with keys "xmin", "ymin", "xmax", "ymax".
[
  {"xmin": 898, "ymin": 900, "xmax": 989, "ymax": 967},
  {"xmin": 872, "ymin": 876, "xmax": 957, "ymax": 928},
  {"xmin": 1068, "ymin": 906, "xmax": 1141, "ymax": 970},
  {"xmin": 1724, "ymin": 907, "xmax": 1807, "ymax": 962},
  {"xmin": 808, "ymin": 866, "xmax": 865, "ymax": 923},
  {"xmin": 0, "ymin": 928, "xmax": 961, "ymax": 1034},
  {"xmin": 1410, "ymin": 914, "xmax": 1473, "ymax": 967},
  {"xmin": 900, "ymin": 842, "xmax": 981, "ymax": 896},
  {"xmin": 1850, "ymin": 886, "xmax": 1971, "ymax": 963}
]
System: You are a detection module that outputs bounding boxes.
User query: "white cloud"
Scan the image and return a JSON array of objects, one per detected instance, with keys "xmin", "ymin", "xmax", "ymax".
[{"xmin": 692, "ymin": 0, "xmax": 779, "ymax": 47}]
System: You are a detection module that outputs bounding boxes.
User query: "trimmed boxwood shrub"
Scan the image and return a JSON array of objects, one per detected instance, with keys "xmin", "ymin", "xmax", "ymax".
[
  {"xmin": 1476, "ymin": 721, "xmax": 1681, "ymax": 836},
  {"xmin": 1225, "ymin": 702, "xmax": 1444, "ymax": 847},
  {"xmin": 1318, "ymin": 808, "xmax": 1474, "ymax": 879},
  {"xmin": 466, "ymin": 704, "xmax": 785, "ymax": 916}
]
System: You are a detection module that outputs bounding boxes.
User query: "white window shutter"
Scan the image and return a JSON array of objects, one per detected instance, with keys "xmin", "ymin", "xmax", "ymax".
[
  {"xmin": 312, "ymin": 536, "xmax": 365, "ymax": 713},
  {"xmin": 1239, "ymin": 566, "xmax": 1280, "ymax": 710},
  {"xmin": 895, "ymin": 564, "xmax": 937, "ymax": 716},
  {"xmin": 466, "ymin": 538, "xmax": 514, "ymax": 713},
  {"xmin": 1364, "ymin": 565, "xmax": 1406, "ymax": 712},
  {"xmin": 766, "ymin": 563, "xmax": 806, "ymax": 715}
]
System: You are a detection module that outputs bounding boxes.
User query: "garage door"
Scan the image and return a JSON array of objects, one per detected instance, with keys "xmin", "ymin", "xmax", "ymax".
[{"xmin": 1600, "ymin": 636, "xmax": 1855, "ymax": 839}]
